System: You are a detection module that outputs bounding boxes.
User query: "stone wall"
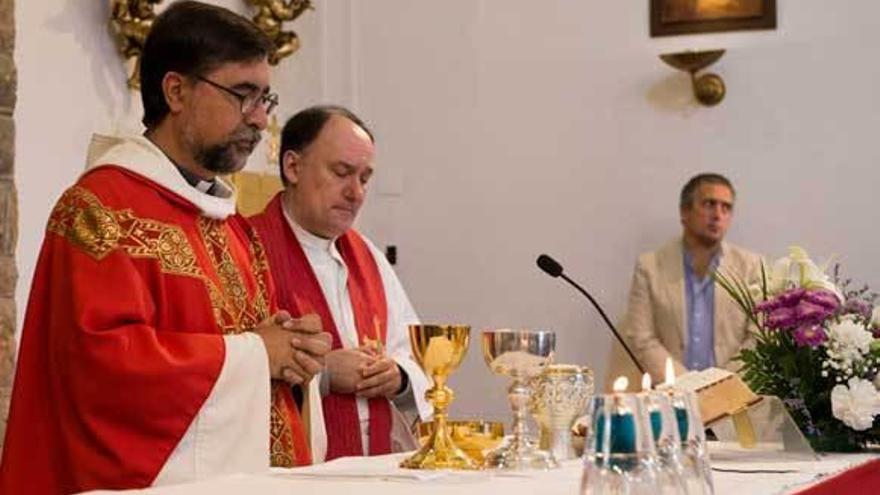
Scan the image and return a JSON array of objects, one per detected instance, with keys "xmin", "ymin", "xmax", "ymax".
[{"xmin": 0, "ymin": 0, "xmax": 15, "ymax": 452}]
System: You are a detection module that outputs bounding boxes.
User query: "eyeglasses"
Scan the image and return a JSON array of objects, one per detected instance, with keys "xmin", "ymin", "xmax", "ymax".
[{"xmin": 195, "ymin": 75, "xmax": 279, "ymax": 115}]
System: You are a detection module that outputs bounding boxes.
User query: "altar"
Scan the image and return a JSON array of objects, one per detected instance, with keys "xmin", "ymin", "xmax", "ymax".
[{"xmin": 85, "ymin": 448, "xmax": 879, "ymax": 495}]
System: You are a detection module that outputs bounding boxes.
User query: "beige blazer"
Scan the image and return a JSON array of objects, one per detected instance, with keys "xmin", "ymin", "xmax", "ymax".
[{"xmin": 617, "ymin": 238, "xmax": 762, "ymax": 384}]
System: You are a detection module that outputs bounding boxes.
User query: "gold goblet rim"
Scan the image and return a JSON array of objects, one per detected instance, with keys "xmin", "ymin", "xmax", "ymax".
[{"xmin": 410, "ymin": 323, "xmax": 471, "ymax": 329}]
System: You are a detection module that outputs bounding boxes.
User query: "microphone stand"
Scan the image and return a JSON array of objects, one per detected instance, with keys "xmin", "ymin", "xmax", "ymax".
[{"xmin": 558, "ymin": 273, "xmax": 646, "ymax": 376}]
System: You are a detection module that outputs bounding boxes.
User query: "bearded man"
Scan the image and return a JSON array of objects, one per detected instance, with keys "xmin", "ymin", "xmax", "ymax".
[{"xmin": 0, "ymin": 3, "xmax": 330, "ymax": 493}]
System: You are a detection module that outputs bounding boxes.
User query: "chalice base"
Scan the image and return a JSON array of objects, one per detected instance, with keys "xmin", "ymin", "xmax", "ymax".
[
  {"xmin": 400, "ymin": 428, "xmax": 478, "ymax": 470},
  {"xmin": 483, "ymin": 435, "xmax": 559, "ymax": 470}
]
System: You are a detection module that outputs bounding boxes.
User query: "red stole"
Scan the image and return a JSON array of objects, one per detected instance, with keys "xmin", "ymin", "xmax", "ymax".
[{"xmin": 249, "ymin": 193, "xmax": 392, "ymax": 460}]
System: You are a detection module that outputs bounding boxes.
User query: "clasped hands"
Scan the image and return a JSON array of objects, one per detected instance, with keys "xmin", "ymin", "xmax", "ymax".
[
  {"xmin": 325, "ymin": 344, "xmax": 402, "ymax": 399},
  {"xmin": 253, "ymin": 311, "xmax": 332, "ymax": 385}
]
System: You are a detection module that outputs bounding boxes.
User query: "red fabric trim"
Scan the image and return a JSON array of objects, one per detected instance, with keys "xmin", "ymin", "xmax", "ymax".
[
  {"xmin": 792, "ymin": 458, "xmax": 880, "ymax": 495},
  {"xmin": 249, "ymin": 194, "xmax": 392, "ymax": 459},
  {"xmin": 274, "ymin": 382, "xmax": 313, "ymax": 466}
]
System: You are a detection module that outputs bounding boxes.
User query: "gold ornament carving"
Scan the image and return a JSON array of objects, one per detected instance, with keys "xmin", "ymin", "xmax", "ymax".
[
  {"xmin": 246, "ymin": 0, "xmax": 313, "ymax": 66},
  {"xmin": 110, "ymin": 1, "xmax": 313, "ymax": 90},
  {"xmin": 109, "ymin": 0, "xmax": 162, "ymax": 89}
]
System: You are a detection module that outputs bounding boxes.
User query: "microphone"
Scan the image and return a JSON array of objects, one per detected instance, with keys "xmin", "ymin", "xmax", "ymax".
[{"xmin": 536, "ymin": 254, "xmax": 645, "ymax": 375}]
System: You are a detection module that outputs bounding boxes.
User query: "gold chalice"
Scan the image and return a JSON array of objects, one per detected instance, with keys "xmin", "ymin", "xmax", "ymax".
[
  {"xmin": 418, "ymin": 420, "xmax": 505, "ymax": 464},
  {"xmin": 400, "ymin": 324, "xmax": 477, "ymax": 469}
]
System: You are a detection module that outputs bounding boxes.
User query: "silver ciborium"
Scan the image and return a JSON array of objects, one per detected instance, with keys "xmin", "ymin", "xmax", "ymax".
[
  {"xmin": 481, "ymin": 329, "xmax": 557, "ymax": 470},
  {"xmin": 529, "ymin": 364, "xmax": 594, "ymax": 461}
]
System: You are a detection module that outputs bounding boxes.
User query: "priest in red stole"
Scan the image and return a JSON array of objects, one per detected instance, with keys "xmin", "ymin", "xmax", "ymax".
[
  {"xmin": 250, "ymin": 106, "xmax": 431, "ymax": 461},
  {"xmin": 0, "ymin": 3, "xmax": 329, "ymax": 494}
]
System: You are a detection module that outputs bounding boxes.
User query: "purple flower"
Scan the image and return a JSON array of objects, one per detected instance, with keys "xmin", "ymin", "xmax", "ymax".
[
  {"xmin": 756, "ymin": 288, "xmax": 841, "ymax": 331},
  {"xmin": 842, "ymin": 298, "xmax": 872, "ymax": 319},
  {"xmin": 766, "ymin": 306, "xmax": 797, "ymax": 329},
  {"xmin": 796, "ymin": 301, "xmax": 836, "ymax": 324},
  {"xmin": 756, "ymin": 288, "xmax": 806, "ymax": 313},
  {"xmin": 778, "ymin": 288, "xmax": 808, "ymax": 307},
  {"xmin": 793, "ymin": 324, "xmax": 828, "ymax": 347},
  {"xmin": 803, "ymin": 290, "xmax": 842, "ymax": 311}
]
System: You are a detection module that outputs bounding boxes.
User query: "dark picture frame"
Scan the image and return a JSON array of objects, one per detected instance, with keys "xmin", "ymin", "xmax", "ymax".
[{"xmin": 650, "ymin": 0, "xmax": 776, "ymax": 37}]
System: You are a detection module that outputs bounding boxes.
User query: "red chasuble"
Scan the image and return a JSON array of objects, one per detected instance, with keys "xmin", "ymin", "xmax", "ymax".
[
  {"xmin": 249, "ymin": 193, "xmax": 393, "ymax": 460},
  {"xmin": 0, "ymin": 167, "xmax": 309, "ymax": 495}
]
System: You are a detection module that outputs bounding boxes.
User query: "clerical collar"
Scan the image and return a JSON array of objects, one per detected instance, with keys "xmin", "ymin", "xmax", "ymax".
[
  {"xmin": 142, "ymin": 134, "xmax": 219, "ymax": 196},
  {"xmin": 174, "ymin": 164, "xmax": 219, "ymax": 196}
]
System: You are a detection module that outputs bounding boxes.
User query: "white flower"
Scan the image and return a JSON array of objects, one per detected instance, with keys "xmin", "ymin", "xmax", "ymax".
[
  {"xmin": 766, "ymin": 246, "xmax": 843, "ymax": 300},
  {"xmin": 831, "ymin": 377, "xmax": 880, "ymax": 430},
  {"xmin": 827, "ymin": 319, "xmax": 874, "ymax": 365}
]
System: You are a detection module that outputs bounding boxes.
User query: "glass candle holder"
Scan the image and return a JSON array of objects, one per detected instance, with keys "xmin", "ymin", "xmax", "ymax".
[
  {"xmin": 663, "ymin": 388, "xmax": 714, "ymax": 495},
  {"xmin": 581, "ymin": 392, "xmax": 660, "ymax": 494}
]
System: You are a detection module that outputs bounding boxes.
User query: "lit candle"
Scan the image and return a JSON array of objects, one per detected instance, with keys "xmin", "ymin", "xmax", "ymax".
[
  {"xmin": 675, "ymin": 403, "xmax": 690, "ymax": 441},
  {"xmin": 642, "ymin": 373, "xmax": 662, "ymax": 441},
  {"xmin": 664, "ymin": 358, "xmax": 689, "ymax": 442},
  {"xmin": 595, "ymin": 377, "xmax": 636, "ymax": 454}
]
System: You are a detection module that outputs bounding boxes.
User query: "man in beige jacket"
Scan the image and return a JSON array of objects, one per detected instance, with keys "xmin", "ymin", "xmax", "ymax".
[{"xmin": 619, "ymin": 173, "xmax": 762, "ymax": 383}]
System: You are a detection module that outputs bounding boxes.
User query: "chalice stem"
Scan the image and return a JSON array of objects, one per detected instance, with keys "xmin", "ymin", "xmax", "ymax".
[
  {"xmin": 508, "ymin": 378, "xmax": 533, "ymax": 451},
  {"xmin": 547, "ymin": 429, "xmax": 574, "ymax": 461}
]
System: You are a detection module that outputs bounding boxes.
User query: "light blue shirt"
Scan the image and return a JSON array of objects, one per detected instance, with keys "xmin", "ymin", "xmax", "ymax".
[{"xmin": 683, "ymin": 251, "xmax": 720, "ymax": 370}]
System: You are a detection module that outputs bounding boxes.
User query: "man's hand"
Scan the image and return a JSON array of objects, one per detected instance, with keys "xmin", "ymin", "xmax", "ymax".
[
  {"xmin": 284, "ymin": 312, "xmax": 332, "ymax": 384},
  {"xmin": 253, "ymin": 311, "xmax": 331, "ymax": 385},
  {"xmin": 252, "ymin": 312, "xmax": 302, "ymax": 383},
  {"xmin": 356, "ymin": 355, "xmax": 402, "ymax": 399},
  {"xmin": 325, "ymin": 348, "xmax": 374, "ymax": 394}
]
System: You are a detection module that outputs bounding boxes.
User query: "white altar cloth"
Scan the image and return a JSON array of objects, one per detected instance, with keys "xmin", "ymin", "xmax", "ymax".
[{"xmin": 84, "ymin": 449, "xmax": 878, "ymax": 495}]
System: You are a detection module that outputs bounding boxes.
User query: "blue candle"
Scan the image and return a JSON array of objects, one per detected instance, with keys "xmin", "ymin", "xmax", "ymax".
[
  {"xmin": 649, "ymin": 409, "xmax": 662, "ymax": 441},
  {"xmin": 675, "ymin": 406, "xmax": 689, "ymax": 441},
  {"xmin": 595, "ymin": 411, "xmax": 637, "ymax": 453}
]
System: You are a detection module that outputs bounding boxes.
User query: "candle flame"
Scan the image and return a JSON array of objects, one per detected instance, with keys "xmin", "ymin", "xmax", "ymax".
[
  {"xmin": 665, "ymin": 357, "xmax": 675, "ymax": 386},
  {"xmin": 613, "ymin": 376, "xmax": 629, "ymax": 392},
  {"xmin": 641, "ymin": 373, "xmax": 652, "ymax": 391}
]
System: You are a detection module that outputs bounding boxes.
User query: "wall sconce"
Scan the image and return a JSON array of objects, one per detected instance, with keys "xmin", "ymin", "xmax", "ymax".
[{"xmin": 659, "ymin": 49, "xmax": 726, "ymax": 106}]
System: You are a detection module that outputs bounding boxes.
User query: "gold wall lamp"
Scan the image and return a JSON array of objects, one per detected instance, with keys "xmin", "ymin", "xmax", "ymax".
[{"xmin": 659, "ymin": 49, "xmax": 726, "ymax": 106}]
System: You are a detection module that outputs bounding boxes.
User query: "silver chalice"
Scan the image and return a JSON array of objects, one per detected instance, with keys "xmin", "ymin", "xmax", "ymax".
[{"xmin": 481, "ymin": 329, "xmax": 557, "ymax": 470}]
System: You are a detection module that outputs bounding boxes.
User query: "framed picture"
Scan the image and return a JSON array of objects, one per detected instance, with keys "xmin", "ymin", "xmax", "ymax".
[{"xmin": 650, "ymin": 0, "xmax": 776, "ymax": 37}]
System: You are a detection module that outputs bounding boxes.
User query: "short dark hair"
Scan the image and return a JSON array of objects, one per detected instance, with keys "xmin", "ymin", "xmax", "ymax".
[
  {"xmin": 278, "ymin": 105, "xmax": 374, "ymax": 186},
  {"xmin": 140, "ymin": 1, "xmax": 272, "ymax": 128},
  {"xmin": 679, "ymin": 173, "xmax": 735, "ymax": 209}
]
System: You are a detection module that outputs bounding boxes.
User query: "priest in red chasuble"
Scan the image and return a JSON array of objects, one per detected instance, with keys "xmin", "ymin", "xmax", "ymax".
[
  {"xmin": 250, "ymin": 106, "xmax": 431, "ymax": 462},
  {"xmin": 0, "ymin": 3, "xmax": 331, "ymax": 494}
]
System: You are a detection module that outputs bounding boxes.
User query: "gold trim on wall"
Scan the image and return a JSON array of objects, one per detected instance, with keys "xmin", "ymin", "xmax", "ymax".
[
  {"xmin": 247, "ymin": 1, "xmax": 313, "ymax": 65},
  {"xmin": 110, "ymin": 1, "xmax": 313, "ymax": 88},
  {"xmin": 110, "ymin": 0, "xmax": 161, "ymax": 89}
]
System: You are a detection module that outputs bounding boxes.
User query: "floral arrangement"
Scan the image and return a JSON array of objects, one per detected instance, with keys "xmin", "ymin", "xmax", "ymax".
[{"xmin": 715, "ymin": 246, "xmax": 880, "ymax": 452}]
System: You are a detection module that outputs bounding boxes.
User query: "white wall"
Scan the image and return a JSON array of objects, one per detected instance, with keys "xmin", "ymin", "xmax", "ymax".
[
  {"xmin": 13, "ymin": 1, "xmax": 880, "ymax": 422},
  {"xmin": 345, "ymin": 0, "xmax": 880, "ymax": 420}
]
